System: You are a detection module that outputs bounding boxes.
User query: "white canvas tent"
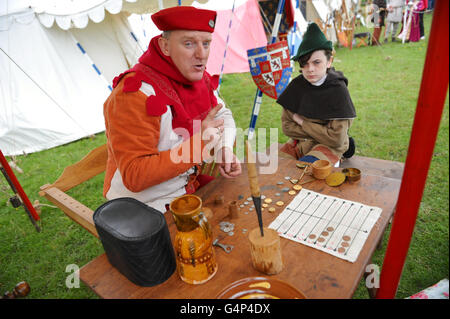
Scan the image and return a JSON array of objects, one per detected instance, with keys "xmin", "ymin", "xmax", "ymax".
[{"xmin": 0, "ymin": 0, "xmax": 149, "ymax": 156}]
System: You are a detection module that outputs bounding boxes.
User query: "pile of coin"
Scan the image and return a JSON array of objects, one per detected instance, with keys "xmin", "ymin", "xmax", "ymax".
[{"xmin": 219, "ymin": 221, "xmax": 235, "ymax": 236}]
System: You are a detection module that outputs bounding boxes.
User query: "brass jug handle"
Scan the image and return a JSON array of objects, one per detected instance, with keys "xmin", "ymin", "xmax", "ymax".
[{"xmin": 193, "ymin": 212, "xmax": 211, "ymax": 239}]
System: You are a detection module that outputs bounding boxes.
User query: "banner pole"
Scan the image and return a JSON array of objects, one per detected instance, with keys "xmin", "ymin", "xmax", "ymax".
[
  {"xmin": 247, "ymin": 0, "xmax": 286, "ymax": 140},
  {"xmin": 376, "ymin": 0, "xmax": 449, "ymax": 298}
]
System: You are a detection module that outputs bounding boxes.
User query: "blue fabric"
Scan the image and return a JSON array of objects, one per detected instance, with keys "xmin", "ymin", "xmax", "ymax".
[{"xmin": 299, "ymin": 155, "xmax": 319, "ymax": 163}]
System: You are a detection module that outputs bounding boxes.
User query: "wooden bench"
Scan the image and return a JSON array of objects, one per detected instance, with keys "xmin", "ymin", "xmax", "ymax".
[{"xmin": 39, "ymin": 144, "xmax": 107, "ymax": 238}]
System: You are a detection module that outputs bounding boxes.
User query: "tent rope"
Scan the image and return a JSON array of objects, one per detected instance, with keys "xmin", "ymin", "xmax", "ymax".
[{"xmin": 0, "ymin": 47, "xmax": 90, "ymax": 135}]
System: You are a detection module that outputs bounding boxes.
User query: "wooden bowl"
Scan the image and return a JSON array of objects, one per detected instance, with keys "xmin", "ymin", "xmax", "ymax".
[
  {"xmin": 312, "ymin": 160, "xmax": 332, "ymax": 180},
  {"xmin": 216, "ymin": 277, "xmax": 306, "ymax": 299},
  {"xmin": 342, "ymin": 168, "xmax": 361, "ymax": 182}
]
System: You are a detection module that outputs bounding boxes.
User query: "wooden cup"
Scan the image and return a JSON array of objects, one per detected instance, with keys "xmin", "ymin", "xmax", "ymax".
[
  {"xmin": 248, "ymin": 227, "xmax": 283, "ymax": 275},
  {"xmin": 312, "ymin": 160, "xmax": 332, "ymax": 180},
  {"xmin": 228, "ymin": 200, "xmax": 239, "ymax": 219}
]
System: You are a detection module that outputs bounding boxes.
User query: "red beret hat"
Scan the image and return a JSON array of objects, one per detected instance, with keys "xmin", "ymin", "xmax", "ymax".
[{"xmin": 151, "ymin": 6, "xmax": 217, "ymax": 32}]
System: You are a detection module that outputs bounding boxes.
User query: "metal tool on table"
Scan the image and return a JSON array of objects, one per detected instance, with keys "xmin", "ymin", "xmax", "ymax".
[{"xmin": 213, "ymin": 238, "xmax": 234, "ymax": 253}]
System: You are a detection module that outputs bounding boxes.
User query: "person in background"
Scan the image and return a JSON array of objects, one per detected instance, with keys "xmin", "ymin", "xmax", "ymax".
[
  {"xmin": 417, "ymin": 0, "xmax": 428, "ymax": 40},
  {"xmin": 385, "ymin": 0, "xmax": 405, "ymax": 43},
  {"xmin": 404, "ymin": 0, "xmax": 423, "ymax": 42},
  {"xmin": 103, "ymin": 6, "xmax": 241, "ymax": 213},
  {"xmin": 372, "ymin": 0, "xmax": 387, "ymax": 45},
  {"xmin": 277, "ymin": 23, "xmax": 356, "ymax": 166}
]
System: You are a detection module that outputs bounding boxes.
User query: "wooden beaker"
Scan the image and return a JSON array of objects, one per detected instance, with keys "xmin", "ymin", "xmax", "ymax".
[{"xmin": 248, "ymin": 227, "xmax": 283, "ymax": 275}]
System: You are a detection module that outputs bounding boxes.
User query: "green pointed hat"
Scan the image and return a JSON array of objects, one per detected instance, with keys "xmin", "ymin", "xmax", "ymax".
[{"xmin": 293, "ymin": 22, "xmax": 333, "ymax": 61}]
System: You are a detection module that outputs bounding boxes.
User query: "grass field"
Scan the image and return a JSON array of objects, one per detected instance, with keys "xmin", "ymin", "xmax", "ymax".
[{"xmin": 0, "ymin": 12, "xmax": 448, "ymax": 299}]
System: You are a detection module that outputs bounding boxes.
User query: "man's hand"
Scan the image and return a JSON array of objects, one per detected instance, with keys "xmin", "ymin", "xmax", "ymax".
[
  {"xmin": 201, "ymin": 104, "xmax": 224, "ymax": 144},
  {"xmin": 216, "ymin": 147, "xmax": 241, "ymax": 178}
]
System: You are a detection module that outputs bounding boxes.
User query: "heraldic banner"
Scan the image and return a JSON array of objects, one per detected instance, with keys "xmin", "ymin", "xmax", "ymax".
[{"xmin": 247, "ymin": 40, "xmax": 292, "ymax": 99}]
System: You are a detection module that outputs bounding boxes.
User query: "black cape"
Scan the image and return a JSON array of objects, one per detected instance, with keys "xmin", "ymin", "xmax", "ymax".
[{"xmin": 276, "ymin": 68, "xmax": 356, "ymax": 120}]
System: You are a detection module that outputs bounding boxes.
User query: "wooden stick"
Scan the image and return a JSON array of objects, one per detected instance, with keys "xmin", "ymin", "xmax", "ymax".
[
  {"xmin": 297, "ymin": 165, "xmax": 310, "ymax": 184},
  {"xmin": 245, "ymin": 140, "xmax": 264, "ymax": 236},
  {"xmin": 245, "ymin": 141, "xmax": 260, "ymax": 197}
]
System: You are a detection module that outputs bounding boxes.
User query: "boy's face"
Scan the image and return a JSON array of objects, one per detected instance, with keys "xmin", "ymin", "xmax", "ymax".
[
  {"xmin": 300, "ymin": 50, "xmax": 333, "ymax": 84},
  {"xmin": 158, "ymin": 30, "xmax": 212, "ymax": 82}
]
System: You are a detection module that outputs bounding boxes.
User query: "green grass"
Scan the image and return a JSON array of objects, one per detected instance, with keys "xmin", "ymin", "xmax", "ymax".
[{"xmin": 0, "ymin": 12, "xmax": 447, "ymax": 299}]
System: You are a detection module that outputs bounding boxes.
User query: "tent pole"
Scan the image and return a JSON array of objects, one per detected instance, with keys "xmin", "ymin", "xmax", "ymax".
[
  {"xmin": 69, "ymin": 31, "xmax": 112, "ymax": 92},
  {"xmin": 248, "ymin": 0, "xmax": 286, "ymax": 140},
  {"xmin": 376, "ymin": 0, "xmax": 449, "ymax": 299},
  {"xmin": 0, "ymin": 150, "xmax": 41, "ymax": 232},
  {"xmin": 290, "ymin": 0, "xmax": 299, "ymax": 55},
  {"xmin": 217, "ymin": 0, "xmax": 237, "ymax": 93}
]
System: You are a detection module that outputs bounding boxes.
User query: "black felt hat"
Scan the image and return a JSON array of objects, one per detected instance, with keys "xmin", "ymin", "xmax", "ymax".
[{"xmin": 293, "ymin": 22, "xmax": 333, "ymax": 61}]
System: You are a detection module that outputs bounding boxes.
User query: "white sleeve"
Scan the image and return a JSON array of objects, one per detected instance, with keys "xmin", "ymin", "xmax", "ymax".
[{"xmin": 213, "ymin": 91, "xmax": 236, "ymax": 150}]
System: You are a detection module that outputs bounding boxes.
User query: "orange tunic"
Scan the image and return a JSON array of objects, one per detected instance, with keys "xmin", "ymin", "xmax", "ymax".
[{"xmin": 103, "ymin": 73, "xmax": 235, "ymax": 212}]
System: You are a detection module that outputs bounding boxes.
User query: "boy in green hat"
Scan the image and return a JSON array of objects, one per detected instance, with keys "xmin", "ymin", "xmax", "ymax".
[{"xmin": 277, "ymin": 22, "xmax": 356, "ymax": 165}]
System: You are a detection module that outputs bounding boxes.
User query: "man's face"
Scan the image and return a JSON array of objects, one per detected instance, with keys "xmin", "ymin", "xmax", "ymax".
[
  {"xmin": 300, "ymin": 50, "xmax": 332, "ymax": 84},
  {"xmin": 158, "ymin": 30, "xmax": 212, "ymax": 82}
]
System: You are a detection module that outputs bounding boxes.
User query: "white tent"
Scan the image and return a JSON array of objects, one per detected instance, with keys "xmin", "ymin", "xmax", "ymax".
[{"xmin": 0, "ymin": 0, "xmax": 149, "ymax": 156}]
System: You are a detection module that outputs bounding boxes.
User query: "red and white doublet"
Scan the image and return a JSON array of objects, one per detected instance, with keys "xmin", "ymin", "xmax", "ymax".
[{"xmin": 103, "ymin": 35, "xmax": 235, "ymax": 213}]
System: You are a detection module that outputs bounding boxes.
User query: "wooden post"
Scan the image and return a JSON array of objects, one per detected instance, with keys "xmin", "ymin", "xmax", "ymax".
[
  {"xmin": 376, "ymin": 0, "xmax": 449, "ymax": 298},
  {"xmin": 248, "ymin": 227, "xmax": 283, "ymax": 275}
]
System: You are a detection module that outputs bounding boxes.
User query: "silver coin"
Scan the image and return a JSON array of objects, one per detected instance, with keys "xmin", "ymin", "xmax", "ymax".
[
  {"xmin": 244, "ymin": 201, "xmax": 249, "ymax": 205},
  {"xmin": 281, "ymin": 187, "xmax": 290, "ymax": 192},
  {"xmin": 275, "ymin": 193, "xmax": 281, "ymax": 196},
  {"xmin": 277, "ymin": 181, "xmax": 284, "ymax": 185},
  {"xmin": 284, "ymin": 176, "xmax": 291, "ymax": 180},
  {"xmin": 228, "ymin": 231, "xmax": 234, "ymax": 236}
]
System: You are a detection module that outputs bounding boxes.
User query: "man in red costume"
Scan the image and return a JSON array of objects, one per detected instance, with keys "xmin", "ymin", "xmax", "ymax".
[{"xmin": 103, "ymin": 6, "xmax": 241, "ymax": 213}]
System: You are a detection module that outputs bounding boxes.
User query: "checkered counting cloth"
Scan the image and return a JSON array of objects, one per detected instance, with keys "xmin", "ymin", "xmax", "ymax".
[{"xmin": 269, "ymin": 188, "xmax": 382, "ymax": 263}]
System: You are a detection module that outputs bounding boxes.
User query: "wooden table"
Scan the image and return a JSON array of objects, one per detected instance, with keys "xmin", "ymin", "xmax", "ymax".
[{"xmin": 80, "ymin": 156, "xmax": 401, "ymax": 299}]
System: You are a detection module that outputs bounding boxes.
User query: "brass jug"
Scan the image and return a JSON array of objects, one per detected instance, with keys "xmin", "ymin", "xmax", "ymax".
[{"xmin": 169, "ymin": 194, "xmax": 217, "ymax": 284}]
